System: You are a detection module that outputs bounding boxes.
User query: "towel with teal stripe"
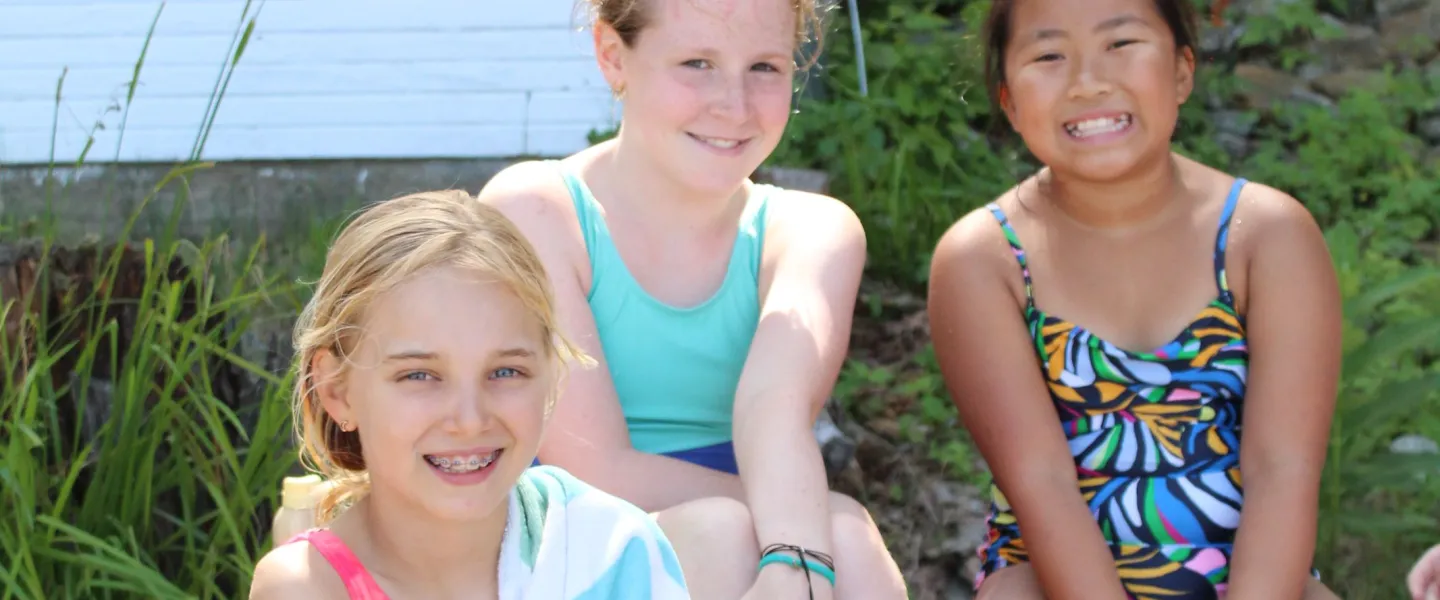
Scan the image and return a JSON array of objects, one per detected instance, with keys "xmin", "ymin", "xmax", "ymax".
[{"xmin": 498, "ymin": 465, "xmax": 691, "ymax": 599}]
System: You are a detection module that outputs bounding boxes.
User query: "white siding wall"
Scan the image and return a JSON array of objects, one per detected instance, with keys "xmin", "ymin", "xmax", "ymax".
[{"xmin": 0, "ymin": 0, "xmax": 617, "ymax": 164}]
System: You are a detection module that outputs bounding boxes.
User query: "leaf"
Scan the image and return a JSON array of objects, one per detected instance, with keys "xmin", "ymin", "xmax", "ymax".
[
  {"xmin": 1337, "ymin": 372, "xmax": 1440, "ymax": 436},
  {"xmin": 1340, "ymin": 453, "xmax": 1440, "ymax": 489},
  {"xmin": 1325, "ymin": 221, "xmax": 1360, "ymax": 270},
  {"xmin": 1341, "ymin": 316, "xmax": 1440, "ymax": 381},
  {"xmin": 1342, "ymin": 266, "xmax": 1440, "ymax": 321}
]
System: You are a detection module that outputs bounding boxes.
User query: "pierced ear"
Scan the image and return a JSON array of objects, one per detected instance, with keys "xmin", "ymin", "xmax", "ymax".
[
  {"xmin": 312, "ymin": 349, "xmax": 354, "ymax": 428},
  {"xmin": 593, "ymin": 21, "xmax": 628, "ymax": 98},
  {"xmin": 1175, "ymin": 47, "xmax": 1196, "ymax": 104}
]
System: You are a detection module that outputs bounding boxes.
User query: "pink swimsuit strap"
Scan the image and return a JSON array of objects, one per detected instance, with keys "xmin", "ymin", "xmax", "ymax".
[{"xmin": 284, "ymin": 529, "xmax": 391, "ymax": 600}]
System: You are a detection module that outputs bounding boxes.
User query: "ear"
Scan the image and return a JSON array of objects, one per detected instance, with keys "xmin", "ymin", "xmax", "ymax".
[
  {"xmin": 1175, "ymin": 46, "xmax": 1196, "ymax": 104},
  {"xmin": 312, "ymin": 349, "xmax": 354, "ymax": 429},
  {"xmin": 593, "ymin": 21, "xmax": 629, "ymax": 96},
  {"xmin": 998, "ymin": 85, "xmax": 1019, "ymax": 130}
]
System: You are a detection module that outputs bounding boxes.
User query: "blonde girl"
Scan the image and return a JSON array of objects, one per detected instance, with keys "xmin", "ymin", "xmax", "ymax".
[
  {"xmin": 477, "ymin": 0, "xmax": 908, "ymax": 598},
  {"xmin": 249, "ymin": 190, "xmax": 690, "ymax": 599}
]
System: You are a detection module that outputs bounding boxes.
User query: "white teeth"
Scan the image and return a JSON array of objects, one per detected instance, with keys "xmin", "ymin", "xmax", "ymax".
[
  {"xmin": 693, "ymin": 135, "xmax": 740, "ymax": 149},
  {"xmin": 426, "ymin": 450, "xmax": 500, "ymax": 473},
  {"xmin": 1065, "ymin": 114, "xmax": 1132, "ymax": 138}
]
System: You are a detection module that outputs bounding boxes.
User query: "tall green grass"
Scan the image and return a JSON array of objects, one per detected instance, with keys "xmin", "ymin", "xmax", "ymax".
[{"xmin": 0, "ymin": 2, "xmax": 307, "ymax": 598}]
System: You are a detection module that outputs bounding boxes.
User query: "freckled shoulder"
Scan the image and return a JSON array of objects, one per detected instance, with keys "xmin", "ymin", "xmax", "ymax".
[
  {"xmin": 474, "ymin": 159, "xmax": 591, "ymax": 278},
  {"xmin": 476, "ymin": 160, "xmax": 582, "ymax": 235},
  {"xmin": 761, "ymin": 188, "xmax": 865, "ymax": 256}
]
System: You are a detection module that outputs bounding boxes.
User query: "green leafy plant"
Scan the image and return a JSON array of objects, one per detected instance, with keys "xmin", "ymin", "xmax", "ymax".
[
  {"xmin": 0, "ymin": 2, "xmax": 306, "ymax": 597},
  {"xmin": 771, "ymin": 1, "xmax": 1020, "ymax": 284}
]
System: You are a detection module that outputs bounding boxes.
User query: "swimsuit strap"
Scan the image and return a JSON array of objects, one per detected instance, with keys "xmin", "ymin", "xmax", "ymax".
[{"xmin": 284, "ymin": 529, "xmax": 390, "ymax": 599}]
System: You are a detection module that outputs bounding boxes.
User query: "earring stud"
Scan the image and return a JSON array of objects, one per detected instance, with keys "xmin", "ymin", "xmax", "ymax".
[{"xmin": 339, "ymin": 420, "xmax": 350, "ymax": 432}]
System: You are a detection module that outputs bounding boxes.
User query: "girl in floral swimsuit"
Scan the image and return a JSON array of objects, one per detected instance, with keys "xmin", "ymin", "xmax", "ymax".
[{"xmin": 927, "ymin": 0, "xmax": 1344, "ymax": 598}]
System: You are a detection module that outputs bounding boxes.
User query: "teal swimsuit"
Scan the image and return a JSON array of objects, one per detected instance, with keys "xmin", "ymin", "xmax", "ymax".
[{"xmin": 552, "ymin": 161, "xmax": 772, "ymax": 474}]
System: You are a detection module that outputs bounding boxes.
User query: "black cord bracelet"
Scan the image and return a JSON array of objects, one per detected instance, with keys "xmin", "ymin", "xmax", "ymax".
[{"xmin": 759, "ymin": 544, "xmax": 836, "ymax": 600}]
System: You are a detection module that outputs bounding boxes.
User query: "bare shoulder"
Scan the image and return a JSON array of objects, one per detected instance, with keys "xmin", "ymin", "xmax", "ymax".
[
  {"xmin": 1226, "ymin": 179, "xmax": 1335, "ymax": 313},
  {"xmin": 764, "ymin": 188, "xmax": 864, "ymax": 251},
  {"xmin": 248, "ymin": 542, "xmax": 346, "ymax": 600},
  {"xmin": 476, "ymin": 159, "xmax": 577, "ymax": 231},
  {"xmin": 1231, "ymin": 180, "xmax": 1330, "ymax": 265},
  {"xmin": 475, "ymin": 159, "xmax": 589, "ymax": 279},
  {"xmin": 930, "ymin": 200, "xmax": 1021, "ymax": 301},
  {"xmin": 1234, "ymin": 180, "xmax": 1322, "ymax": 235}
]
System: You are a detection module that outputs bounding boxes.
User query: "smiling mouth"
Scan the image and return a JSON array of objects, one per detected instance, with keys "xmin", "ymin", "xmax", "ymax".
[
  {"xmin": 1064, "ymin": 114, "xmax": 1133, "ymax": 138},
  {"xmin": 424, "ymin": 450, "xmax": 501, "ymax": 474},
  {"xmin": 688, "ymin": 133, "xmax": 749, "ymax": 150}
]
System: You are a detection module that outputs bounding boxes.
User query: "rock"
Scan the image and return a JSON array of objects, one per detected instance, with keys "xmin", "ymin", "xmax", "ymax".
[
  {"xmin": 1232, "ymin": 63, "xmax": 1310, "ymax": 109},
  {"xmin": 1379, "ymin": 2, "xmax": 1440, "ymax": 62},
  {"xmin": 1378, "ymin": 0, "xmax": 1429, "ymax": 17},
  {"xmin": 1200, "ymin": 24, "xmax": 1245, "ymax": 55},
  {"xmin": 942, "ymin": 520, "xmax": 990, "ymax": 555},
  {"xmin": 1213, "ymin": 110, "xmax": 1259, "ymax": 138},
  {"xmin": 1392, "ymin": 434, "xmax": 1440, "ymax": 455},
  {"xmin": 1236, "ymin": 0, "xmax": 1303, "ymax": 15},
  {"xmin": 851, "ymin": 422, "xmax": 900, "ymax": 471},
  {"xmin": 868, "ymin": 417, "xmax": 904, "ymax": 441},
  {"xmin": 1306, "ymin": 17, "xmax": 1388, "ymax": 72},
  {"xmin": 1420, "ymin": 117, "xmax": 1440, "ymax": 144},
  {"xmin": 961, "ymin": 555, "xmax": 983, "ymax": 590},
  {"xmin": 945, "ymin": 575, "xmax": 976, "ymax": 600},
  {"xmin": 814, "ymin": 406, "xmax": 857, "ymax": 479},
  {"xmin": 1211, "ymin": 108, "xmax": 1256, "ymax": 158},
  {"xmin": 1312, "ymin": 69, "xmax": 1390, "ymax": 99},
  {"xmin": 755, "ymin": 166, "xmax": 829, "ymax": 193}
]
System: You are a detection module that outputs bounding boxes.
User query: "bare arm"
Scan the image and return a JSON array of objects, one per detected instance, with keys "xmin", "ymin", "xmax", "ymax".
[
  {"xmin": 730, "ymin": 192, "xmax": 866, "ymax": 598},
  {"xmin": 927, "ymin": 210, "xmax": 1127, "ymax": 599},
  {"xmin": 478, "ymin": 162, "xmax": 744, "ymax": 512},
  {"xmin": 1225, "ymin": 188, "xmax": 1341, "ymax": 599}
]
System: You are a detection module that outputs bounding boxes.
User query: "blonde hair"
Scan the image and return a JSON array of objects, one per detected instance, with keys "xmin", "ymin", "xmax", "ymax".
[
  {"xmin": 584, "ymin": 0, "xmax": 829, "ymax": 69},
  {"xmin": 290, "ymin": 190, "xmax": 591, "ymax": 521}
]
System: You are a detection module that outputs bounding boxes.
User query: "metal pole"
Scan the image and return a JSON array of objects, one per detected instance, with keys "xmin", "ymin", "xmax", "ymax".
[{"xmin": 846, "ymin": 0, "xmax": 868, "ymax": 96}]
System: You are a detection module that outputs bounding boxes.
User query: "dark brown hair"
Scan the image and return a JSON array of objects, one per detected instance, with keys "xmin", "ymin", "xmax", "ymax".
[
  {"xmin": 586, "ymin": 0, "xmax": 828, "ymax": 67},
  {"xmin": 981, "ymin": 0, "xmax": 1200, "ymax": 109}
]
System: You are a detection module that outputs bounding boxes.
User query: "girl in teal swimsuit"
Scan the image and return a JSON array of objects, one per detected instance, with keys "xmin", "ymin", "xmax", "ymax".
[
  {"xmin": 927, "ymin": 0, "xmax": 1344, "ymax": 598},
  {"xmin": 478, "ymin": 0, "xmax": 907, "ymax": 598}
]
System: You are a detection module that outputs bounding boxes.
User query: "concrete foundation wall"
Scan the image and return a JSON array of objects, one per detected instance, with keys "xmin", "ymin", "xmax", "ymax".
[{"xmin": 0, "ymin": 159, "xmax": 517, "ymax": 244}]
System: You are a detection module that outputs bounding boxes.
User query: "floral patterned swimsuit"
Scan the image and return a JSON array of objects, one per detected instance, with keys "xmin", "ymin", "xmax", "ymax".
[{"xmin": 976, "ymin": 178, "xmax": 1260, "ymax": 598}]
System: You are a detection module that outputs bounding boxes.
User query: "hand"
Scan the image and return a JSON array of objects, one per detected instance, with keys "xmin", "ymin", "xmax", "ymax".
[
  {"xmin": 1411, "ymin": 544, "xmax": 1440, "ymax": 600},
  {"xmin": 741, "ymin": 564, "xmax": 834, "ymax": 600}
]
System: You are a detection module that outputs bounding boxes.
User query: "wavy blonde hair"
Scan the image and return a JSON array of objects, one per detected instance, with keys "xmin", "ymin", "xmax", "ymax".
[
  {"xmin": 290, "ymin": 190, "xmax": 591, "ymax": 522},
  {"xmin": 584, "ymin": 0, "xmax": 829, "ymax": 69}
]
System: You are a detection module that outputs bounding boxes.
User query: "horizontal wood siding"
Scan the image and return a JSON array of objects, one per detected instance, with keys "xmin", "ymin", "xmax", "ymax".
[{"xmin": 0, "ymin": 0, "xmax": 616, "ymax": 164}]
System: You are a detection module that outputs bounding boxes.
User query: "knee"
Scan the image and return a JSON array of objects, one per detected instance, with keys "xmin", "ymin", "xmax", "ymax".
[
  {"xmin": 655, "ymin": 497, "xmax": 757, "ymax": 553},
  {"xmin": 826, "ymin": 491, "xmax": 893, "ymax": 557},
  {"xmin": 827, "ymin": 491, "xmax": 876, "ymax": 522},
  {"xmin": 827, "ymin": 490, "xmax": 883, "ymax": 537}
]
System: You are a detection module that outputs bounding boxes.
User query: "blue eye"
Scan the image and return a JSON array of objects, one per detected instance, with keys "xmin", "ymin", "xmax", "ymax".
[
  {"xmin": 491, "ymin": 367, "xmax": 521, "ymax": 379},
  {"xmin": 752, "ymin": 63, "xmax": 780, "ymax": 73},
  {"xmin": 683, "ymin": 59, "xmax": 711, "ymax": 69},
  {"xmin": 399, "ymin": 371, "xmax": 434, "ymax": 382}
]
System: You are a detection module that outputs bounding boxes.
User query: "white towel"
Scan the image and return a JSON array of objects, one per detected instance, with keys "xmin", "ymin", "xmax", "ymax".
[{"xmin": 498, "ymin": 466, "xmax": 691, "ymax": 599}]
